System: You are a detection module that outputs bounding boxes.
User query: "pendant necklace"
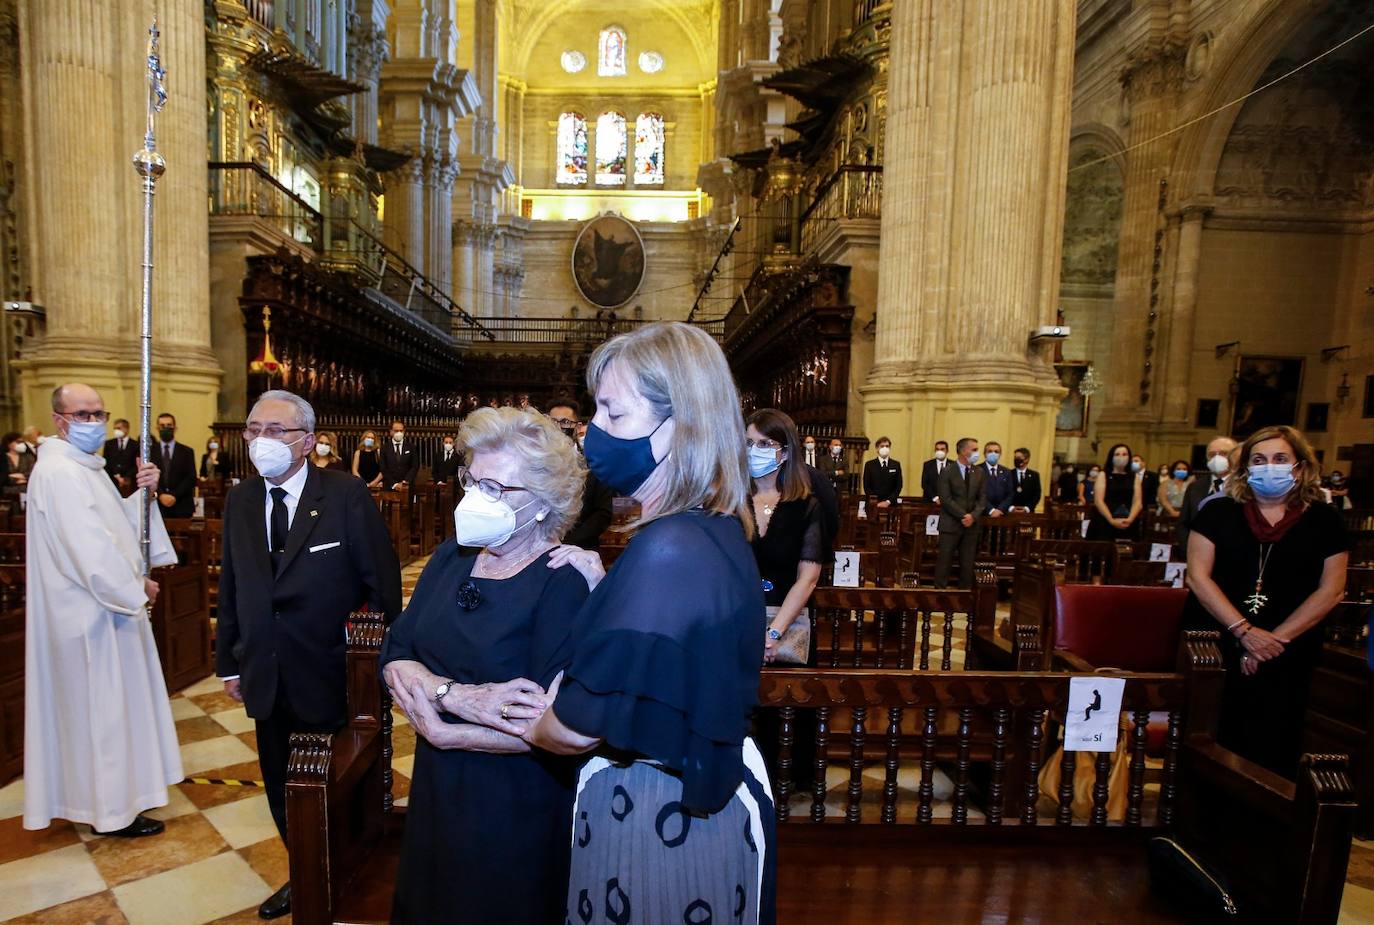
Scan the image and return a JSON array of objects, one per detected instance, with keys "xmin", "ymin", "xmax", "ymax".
[{"xmin": 1244, "ymin": 543, "xmax": 1275, "ymax": 616}]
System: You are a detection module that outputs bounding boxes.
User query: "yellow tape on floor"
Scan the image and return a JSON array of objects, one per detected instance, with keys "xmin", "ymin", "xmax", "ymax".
[{"xmin": 181, "ymin": 777, "xmax": 265, "ymax": 787}]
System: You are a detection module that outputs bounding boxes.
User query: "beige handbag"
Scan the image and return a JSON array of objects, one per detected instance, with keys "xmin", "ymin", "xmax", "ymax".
[{"xmin": 765, "ymin": 605, "xmax": 811, "ymax": 665}]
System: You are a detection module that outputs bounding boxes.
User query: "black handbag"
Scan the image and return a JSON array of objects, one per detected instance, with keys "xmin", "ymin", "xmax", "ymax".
[{"xmin": 1147, "ymin": 836, "xmax": 1239, "ymax": 922}]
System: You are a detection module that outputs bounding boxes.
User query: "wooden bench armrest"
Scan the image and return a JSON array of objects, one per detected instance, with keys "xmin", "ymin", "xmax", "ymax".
[
  {"xmin": 1049, "ymin": 649, "xmax": 1098, "ymax": 674},
  {"xmin": 1183, "ymin": 739, "xmax": 1296, "ymax": 821}
]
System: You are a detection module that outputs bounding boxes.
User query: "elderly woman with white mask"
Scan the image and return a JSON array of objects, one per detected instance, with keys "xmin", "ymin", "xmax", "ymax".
[{"xmin": 380, "ymin": 406, "xmax": 599, "ymax": 924}]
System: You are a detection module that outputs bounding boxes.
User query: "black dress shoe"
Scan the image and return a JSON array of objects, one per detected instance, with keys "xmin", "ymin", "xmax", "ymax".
[
  {"xmin": 92, "ymin": 814, "xmax": 165, "ymax": 838},
  {"xmin": 258, "ymin": 883, "xmax": 291, "ymax": 920}
]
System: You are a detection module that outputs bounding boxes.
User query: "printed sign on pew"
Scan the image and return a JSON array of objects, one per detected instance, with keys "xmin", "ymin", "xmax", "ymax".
[
  {"xmin": 833, "ymin": 550, "xmax": 861, "ymax": 587},
  {"xmin": 1064, "ymin": 676, "xmax": 1125, "ymax": 752}
]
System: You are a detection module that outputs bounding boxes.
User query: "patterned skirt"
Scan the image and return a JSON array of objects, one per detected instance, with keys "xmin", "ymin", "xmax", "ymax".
[{"xmin": 566, "ymin": 738, "xmax": 776, "ymax": 925}]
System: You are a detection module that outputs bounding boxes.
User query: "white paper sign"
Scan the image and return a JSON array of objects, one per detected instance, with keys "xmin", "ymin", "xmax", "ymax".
[
  {"xmin": 833, "ymin": 551, "xmax": 860, "ymax": 587},
  {"xmin": 856, "ymin": 500, "xmax": 867, "ymax": 519},
  {"xmin": 1150, "ymin": 543, "xmax": 1172, "ymax": 562},
  {"xmin": 194, "ymin": 496, "xmax": 205, "ymax": 519},
  {"xmin": 17, "ymin": 491, "xmax": 26, "ymax": 511},
  {"xmin": 1080, "ymin": 519, "xmax": 1090, "ymax": 538},
  {"xmin": 1164, "ymin": 562, "xmax": 1186, "ymax": 588},
  {"xmin": 925, "ymin": 514, "xmax": 940, "ymax": 536},
  {"xmin": 1065, "ymin": 676, "xmax": 1125, "ymax": 752}
]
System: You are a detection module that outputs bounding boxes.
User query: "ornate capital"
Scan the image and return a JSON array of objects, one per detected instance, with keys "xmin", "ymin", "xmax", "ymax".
[
  {"xmin": 348, "ymin": 14, "xmax": 390, "ymax": 84},
  {"xmin": 1120, "ymin": 40, "xmax": 1187, "ymax": 101}
]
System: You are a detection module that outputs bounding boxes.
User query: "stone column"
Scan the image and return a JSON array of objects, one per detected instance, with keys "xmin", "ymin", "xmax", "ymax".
[
  {"xmin": 385, "ymin": 157, "xmax": 426, "ymax": 272},
  {"xmin": 425, "ymin": 157, "xmax": 456, "ymax": 296},
  {"xmin": 349, "ymin": 1, "xmax": 391, "ymax": 146},
  {"xmin": 1094, "ymin": 40, "xmax": 1186, "ymax": 441},
  {"xmin": 452, "ymin": 220, "xmax": 475, "ymax": 316},
  {"xmin": 17, "ymin": 0, "xmax": 220, "ymax": 437},
  {"xmin": 861, "ymin": 0, "xmax": 1073, "ymax": 470},
  {"xmin": 1159, "ymin": 203, "xmax": 1211, "ymax": 425}
]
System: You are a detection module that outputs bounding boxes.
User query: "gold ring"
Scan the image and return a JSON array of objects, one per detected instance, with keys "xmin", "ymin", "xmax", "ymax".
[{"xmin": 500, "ymin": 704, "xmax": 510, "ymax": 720}]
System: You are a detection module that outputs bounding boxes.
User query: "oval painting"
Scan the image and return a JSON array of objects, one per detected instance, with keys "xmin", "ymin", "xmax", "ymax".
[{"xmin": 571, "ymin": 213, "xmax": 646, "ymax": 309}]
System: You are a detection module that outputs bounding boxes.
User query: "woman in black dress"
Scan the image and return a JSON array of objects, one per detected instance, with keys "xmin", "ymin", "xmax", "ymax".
[
  {"xmin": 381, "ymin": 407, "xmax": 596, "ymax": 924},
  {"xmin": 352, "ymin": 429, "xmax": 383, "ymax": 488},
  {"xmin": 1087, "ymin": 443, "xmax": 1142, "ymax": 540},
  {"xmin": 199, "ymin": 436, "xmax": 232, "ymax": 480},
  {"xmin": 1184, "ymin": 425, "xmax": 1348, "ymax": 778},
  {"xmin": 526, "ymin": 322, "xmax": 776, "ymax": 925},
  {"xmin": 745, "ymin": 408, "xmax": 825, "ymax": 664}
]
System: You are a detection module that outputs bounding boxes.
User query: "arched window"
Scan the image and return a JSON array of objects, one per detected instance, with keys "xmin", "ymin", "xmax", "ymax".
[
  {"xmin": 598, "ymin": 26, "xmax": 627, "ymax": 76},
  {"xmin": 556, "ymin": 112, "xmax": 588, "ymax": 185},
  {"xmin": 634, "ymin": 113, "xmax": 665, "ymax": 185},
  {"xmin": 595, "ymin": 111, "xmax": 627, "ymax": 185}
]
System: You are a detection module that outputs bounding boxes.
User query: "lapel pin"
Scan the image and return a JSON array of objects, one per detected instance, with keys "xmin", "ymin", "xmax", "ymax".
[{"xmin": 310, "ymin": 510, "xmax": 319, "ymax": 517}]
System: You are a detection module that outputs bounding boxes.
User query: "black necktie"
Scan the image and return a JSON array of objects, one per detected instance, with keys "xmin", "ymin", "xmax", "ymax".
[
  {"xmin": 270, "ymin": 487, "xmax": 289, "ymax": 572},
  {"xmin": 1212, "ymin": 477, "xmax": 1222, "ymax": 493},
  {"xmin": 1017, "ymin": 470, "xmax": 1023, "ymax": 486}
]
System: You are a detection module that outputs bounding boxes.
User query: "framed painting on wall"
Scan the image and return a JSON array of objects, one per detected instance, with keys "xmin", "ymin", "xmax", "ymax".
[
  {"xmin": 1196, "ymin": 399, "xmax": 1220, "ymax": 429},
  {"xmin": 1364, "ymin": 375, "xmax": 1374, "ymax": 418},
  {"xmin": 1230, "ymin": 356, "xmax": 1303, "ymax": 439},
  {"xmin": 1055, "ymin": 362, "xmax": 1090, "ymax": 436},
  {"xmin": 1305, "ymin": 402, "xmax": 1329, "ymax": 433}
]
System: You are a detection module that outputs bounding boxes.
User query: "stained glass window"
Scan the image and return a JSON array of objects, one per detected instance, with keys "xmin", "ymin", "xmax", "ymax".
[
  {"xmin": 634, "ymin": 113, "xmax": 665, "ymax": 185},
  {"xmin": 556, "ymin": 112, "xmax": 588, "ymax": 185},
  {"xmin": 595, "ymin": 111, "xmax": 627, "ymax": 185},
  {"xmin": 598, "ymin": 26, "xmax": 627, "ymax": 76}
]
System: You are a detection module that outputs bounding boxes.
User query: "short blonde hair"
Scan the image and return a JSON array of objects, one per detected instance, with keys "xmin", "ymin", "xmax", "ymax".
[
  {"xmin": 1228, "ymin": 425, "xmax": 1326, "ymax": 508},
  {"xmin": 315, "ymin": 431, "xmax": 341, "ymax": 460},
  {"xmin": 458, "ymin": 406, "xmax": 586, "ymax": 542},
  {"xmin": 587, "ymin": 321, "xmax": 752, "ymax": 537}
]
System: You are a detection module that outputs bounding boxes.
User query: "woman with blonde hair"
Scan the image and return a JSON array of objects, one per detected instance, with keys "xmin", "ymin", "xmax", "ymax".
[
  {"xmin": 1184, "ymin": 424, "xmax": 1348, "ymax": 777},
  {"xmin": 351, "ymin": 429, "xmax": 383, "ymax": 488},
  {"xmin": 309, "ymin": 430, "xmax": 347, "ymax": 471},
  {"xmin": 525, "ymin": 321, "xmax": 775, "ymax": 924},
  {"xmin": 381, "ymin": 406, "xmax": 595, "ymax": 923}
]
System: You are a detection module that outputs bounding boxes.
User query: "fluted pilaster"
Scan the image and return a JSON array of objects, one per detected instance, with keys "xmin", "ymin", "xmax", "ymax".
[{"xmin": 385, "ymin": 157, "xmax": 426, "ymax": 272}]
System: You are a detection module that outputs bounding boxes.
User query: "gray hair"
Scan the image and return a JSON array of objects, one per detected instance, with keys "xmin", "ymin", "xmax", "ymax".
[
  {"xmin": 252, "ymin": 390, "xmax": 316, "ymax": 433},
  {"xmin": 459, "ymin": 407, "xmax": 585, "ymax": 542}
]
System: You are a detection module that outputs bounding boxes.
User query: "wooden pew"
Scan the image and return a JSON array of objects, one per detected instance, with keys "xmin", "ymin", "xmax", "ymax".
[
  {"xmin": 0, "ymin": 566, "xmax": 23, "ymax": 786},
  {"xmin": 758, "ymin": 635, "xmax": 1357, "ymax": 924},
  {"xmin": 374, "ymin": 490, "xmax": 414, "ymax": 568},
  {"xmin": 809, "ymin": 578, "xmax": 996, "ymax": 671},
  {"xmin": 153, "ymin": 519, "xmax": 213, "ymax": 693}
]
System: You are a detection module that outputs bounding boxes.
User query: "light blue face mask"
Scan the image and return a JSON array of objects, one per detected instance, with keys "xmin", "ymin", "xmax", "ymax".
[
  {"xmin": 65, "ymin": 420, "xmax": 107, "ymax": 454},
  {"xmin": 1173, "ymin": 469, "xmax": 1190, "ymax": 480},
  {"xmin": 967, "ymin": 450, "xmax": 981, "ymax": 466},
  {"xmin": 748, "ymin": 445, "xmax": 782, "ymax": 479},
  {"xmin": 985, "ymin": 451, "xmax": 1000, "ymax": 466},
  {"xmin": 1248, "ymin": 463, "xmax": 1296, "ymax": 500}
]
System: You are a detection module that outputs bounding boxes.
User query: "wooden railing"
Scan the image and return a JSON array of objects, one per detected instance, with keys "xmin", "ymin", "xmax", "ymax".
[
  {"xmin": 453, "ymin": 315, "xmax": 725, "ymax": 348},
  {"xmin": 347, "ymin": 221, "xmax": 491, "ymax": 341}
]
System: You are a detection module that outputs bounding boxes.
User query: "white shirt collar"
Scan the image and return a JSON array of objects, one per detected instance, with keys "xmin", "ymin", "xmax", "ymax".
[{"xmin": 269, "ymin": 460, "xmax": 311, "ymax": 501}]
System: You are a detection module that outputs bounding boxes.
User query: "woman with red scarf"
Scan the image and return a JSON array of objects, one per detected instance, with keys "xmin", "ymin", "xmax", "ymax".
[{"xmin": 1184, "ymin": 424, "xmax": 1349, "ymax": 778}]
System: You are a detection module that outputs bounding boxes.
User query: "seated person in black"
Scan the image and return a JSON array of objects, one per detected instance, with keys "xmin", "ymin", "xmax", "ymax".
[
  {"xmin": 746, "ymin": 408, "xmax": 825, "ymax": 665},
  {"xmin": 380, "ymin": 407, "xmax": 597, "ymax": 924},
  {"xmin": 1183, "ymin": 425, "xmax": 1348, "ymax": 779}
]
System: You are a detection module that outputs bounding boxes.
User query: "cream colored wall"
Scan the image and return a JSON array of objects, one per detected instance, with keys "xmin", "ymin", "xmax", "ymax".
[
  {"xmin": 520, "ymin": 91, "xmax": 704, "ymax": 190},
  {"xmin": 517, "ymin": 220, "xmax": 706, "ymax": 319}
]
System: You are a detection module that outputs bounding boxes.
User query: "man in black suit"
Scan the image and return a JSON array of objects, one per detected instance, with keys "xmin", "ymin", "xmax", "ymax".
[
  {"xmin": 982, "ymin": 441, "xmax": 1016, "ymax": 517},
  {"xmin": 1177, "ymin": 436, "xmax": 1236, "ymax": 554},
  {"xmin": 380, "ymin": 419, "xmax": 419, "ymax": 489},
  {"xmin": 548, "ymin": 401, "xmax": 614, "ymax": 551},
  {"xmin": 1133, "ymin": 453, "xmax": 1159, "ymax": 512},
  {"xmin": 862, "ymin": 436, "xmax": 903, "ymax": 508},
  {"xmin": 819, "ymin": 438, "xmax": 848, "ymax": 491},
  {"xmin": 431, "ymin": 433, "xmax": 463, "ymax": 483},
  {"xmin": 920, "ymin": 440, "xmax": 950, "ymax": 502},
  {"xmin": 1008, "ymin": 447, "xmax": 1042, "ymax": 513},
  {"xmin": 103, "ymin": 417, "xmax": 139, "ymax": 493},
  {"xmin": 217, "ymin": 390, "xmax": 401, "ymax": 919},
  {"xmin": 149, "ymin": 413, "xmax": 196, "ymax": 518},
  {"xmin": 934, "ymin": 437, "xmax": 988, "ymax": 589}
]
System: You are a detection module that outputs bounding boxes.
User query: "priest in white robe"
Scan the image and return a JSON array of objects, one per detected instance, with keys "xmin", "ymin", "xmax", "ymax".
[{"xmin": 24, "ymin": 383, "xmax": 182, "ymax": 836}]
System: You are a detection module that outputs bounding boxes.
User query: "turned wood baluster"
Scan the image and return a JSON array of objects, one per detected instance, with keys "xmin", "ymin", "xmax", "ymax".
[
  {"xmin": 875, "ymin": 608, "xmax": 887, "ymax": 668},
  {"xmin": 917, "ymin": 705, "xmax": 937, "ymax": 824},
  {"xmin": 776, "ymin": 706, "xmax": 795, "ymax": 822},
  {"xmin": 812, "ymin": 707, "xmax": 830, "ymax": 823},
  {"xmin": 852, "ymin": 608, "xmax": 865, "ymax": 668},
  {"xmin": 898, "ymin": 611, "xmax": 911, "ymax": 670},
  {"xmin": 1160, "ymin": 709, "xmax": 1181, "ymax": 826},
  {"xmin": 919, "ymin": 609, "xmax": 932, "ymax": 670},
  {"xmin": 847, "ymin": 707, "xmax": 866, "ymax": 823},
  {"xmin": 882, "ymin": 706, "xmax": 902, "ymax": 824},
  {"xmin": 1056, "ymin": 744, "xmax": 1077, "ymax": 825},
  {"xmin": 1127, "ymin": 710, "xmax": 1149, "ymax": 827},
  {"xmin": 1090, "ymin": 751, "xmax": 1112, "ymax": 826},
  {"xmin": 829, "ymin": 612, "xmax": 841, "ymax": 668},
  {"xmin": 381, "ymin": 687, "xmax": 395, "ymax": 813},
  {"xmin": 988, "ymin": 707, "xmax": 1009, "ymax": 825},
  {"xmin": 1022, "ymin": 709, "xmax": 1045, "ymax": 825},
  {"xmin": 941, "ymin": 612, "xmax": 955, "ymax": 670},
  {"xmin": 953, "ymin": 707, "xmax": 972, "ymax": 824}
]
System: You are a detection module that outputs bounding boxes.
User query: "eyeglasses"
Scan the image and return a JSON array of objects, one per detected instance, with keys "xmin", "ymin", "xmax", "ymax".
[
  {"xmin": 458, "ymin": 468, "xmax": 528, "ymax": 501},
  {"xmin": 243, "ymin": 425, "xmax": 306, "ymax": 441},
  {"xmin": 746, "ymin": 438, "xmax": 782, "ymax": 451},
  {"xmin": 60, "ymin": 411, "xmax": 110, "ymax": 424}
]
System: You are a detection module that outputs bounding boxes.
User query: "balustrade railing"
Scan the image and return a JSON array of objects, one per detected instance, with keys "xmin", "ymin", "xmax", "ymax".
[
  {"xmin": 209, "ymin": 161, "xmax": 321, "ymax": 250},
  {"xmin": 244, "ymin": 0, "xmax": 274, "ymax": 28},
  {"xmin": 799, "ymin": 165, "xmax": 883, "ymax": 255},
  {"xmin": 347, "ymin": 221, "xmax": 491, "ymax": 341},
  {"xmin": 455, "ymin": 316, "xmax": 724, "ymax": 347}
]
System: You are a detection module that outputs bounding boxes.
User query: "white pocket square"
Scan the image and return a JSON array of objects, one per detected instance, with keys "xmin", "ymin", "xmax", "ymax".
[{"xmin": 309, "ymin": 541, "xmax": 341, "ymax": 553}]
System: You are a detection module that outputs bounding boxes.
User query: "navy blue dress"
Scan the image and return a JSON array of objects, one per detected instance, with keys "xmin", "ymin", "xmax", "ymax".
[{"xmin": 380, "ymin": 541, "xmax": 590, "ymax": 924}]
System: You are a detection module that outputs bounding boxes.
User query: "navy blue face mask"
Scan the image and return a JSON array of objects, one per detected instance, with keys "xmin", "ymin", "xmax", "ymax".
[{"xmin": 583, "ymin": 417, "xmax": 670, "ymax": 495}]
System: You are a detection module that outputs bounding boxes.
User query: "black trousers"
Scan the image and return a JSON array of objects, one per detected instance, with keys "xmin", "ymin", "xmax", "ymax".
[
  {"xmin": 935, "ymin": 525, "xmax": 980, "ymax": 588},
  {"xmin": 255, "ymin": 687, "xmax": 343, "ymax": 846}
]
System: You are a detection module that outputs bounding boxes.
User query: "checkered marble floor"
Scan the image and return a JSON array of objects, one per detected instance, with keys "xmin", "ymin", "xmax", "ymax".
[{"xmin": 4, "ymin": 564, "xmax": 1374, "ymax": 923}]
